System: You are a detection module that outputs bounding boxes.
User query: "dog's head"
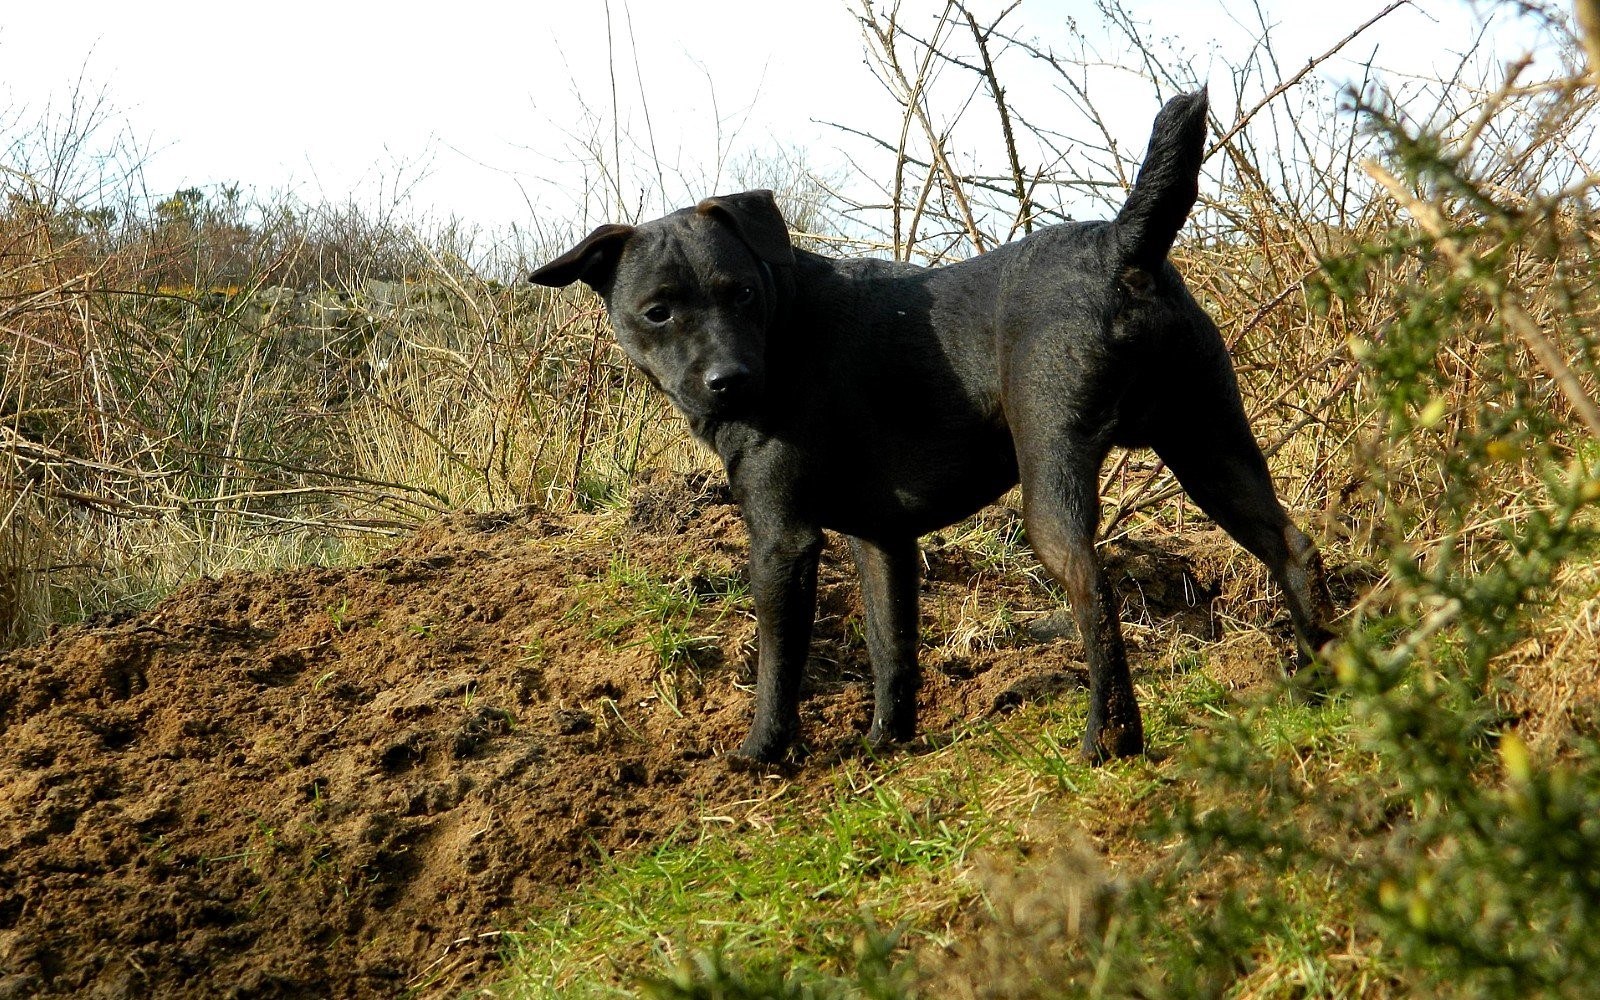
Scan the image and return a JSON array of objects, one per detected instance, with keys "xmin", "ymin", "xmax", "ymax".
[{"xmin": 530, "ymin": 190, "xmax": 794, "ymax": 424}]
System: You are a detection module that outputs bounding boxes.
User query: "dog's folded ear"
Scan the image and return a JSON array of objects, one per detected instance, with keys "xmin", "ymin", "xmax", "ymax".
[
  {"xmin": 696, "ymin": 190, "xmax": 794, "ymax": 269},
  {"xmin": 529, "ymin": 223, "xmax": 635, "ymax": 293}
]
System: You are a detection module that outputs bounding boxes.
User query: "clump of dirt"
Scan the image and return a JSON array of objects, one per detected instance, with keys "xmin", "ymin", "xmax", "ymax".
[{"xmin": 0, "ymin": 477, "xmax": 1266, "ymax": 998}]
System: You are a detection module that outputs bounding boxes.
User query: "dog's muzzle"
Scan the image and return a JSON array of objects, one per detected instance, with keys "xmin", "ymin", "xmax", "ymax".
[{"xmin": 702, "ymin": 364, "xmax": 756, "ymax": 414}]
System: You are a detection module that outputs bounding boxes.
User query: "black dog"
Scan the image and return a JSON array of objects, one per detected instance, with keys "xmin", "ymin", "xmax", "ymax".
[{"xmin": 531, "ymin": 90, "xmax": 1334, "ymax": 763}]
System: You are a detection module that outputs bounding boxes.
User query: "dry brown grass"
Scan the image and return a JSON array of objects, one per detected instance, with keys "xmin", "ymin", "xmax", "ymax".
[
  {"xmin": 1506, "ymin": 557, "xmax": 1600, "ymax": 746},
  {"xmin": 0, "ymin": 189, "xmax": 712, "ymax": 646}
]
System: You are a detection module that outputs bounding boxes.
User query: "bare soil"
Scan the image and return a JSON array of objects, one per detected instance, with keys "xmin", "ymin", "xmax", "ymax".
[{"xmin": 0, "ymin": 473, "xmax": 1260, "ymax": 998}]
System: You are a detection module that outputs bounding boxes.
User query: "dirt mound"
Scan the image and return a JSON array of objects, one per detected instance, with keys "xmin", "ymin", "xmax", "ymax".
[{"xmin": 0, "ymin": 479, "xmax": 1248, "ymax": 998}]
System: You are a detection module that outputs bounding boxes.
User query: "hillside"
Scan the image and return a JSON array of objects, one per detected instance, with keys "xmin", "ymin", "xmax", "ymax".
[{"xmin": 0, "ymin": 473, "xmax": 1274, "ymax": 997}]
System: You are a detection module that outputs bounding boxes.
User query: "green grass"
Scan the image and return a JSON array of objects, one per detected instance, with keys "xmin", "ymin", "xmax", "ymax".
[
  {"xmin": 482, "ymin": 669, "xmax": 1370, "ymax": 999},
  {"xmin": 577, "ymin": 553, "xmax": 753, "ymax": 711}
]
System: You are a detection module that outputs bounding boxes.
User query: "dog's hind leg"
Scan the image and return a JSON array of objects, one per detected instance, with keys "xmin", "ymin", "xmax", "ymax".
[
  {"xmin": 1015, "ymin": 428, "xmax": 1145, "ymax": 761},
  {"xmin": 1151, "ymin": 412, "xmax": 1336, "ymax": 663},
  {"xmin": 847, "ymin": 535, "xmax": 922, "ymax": 746}
]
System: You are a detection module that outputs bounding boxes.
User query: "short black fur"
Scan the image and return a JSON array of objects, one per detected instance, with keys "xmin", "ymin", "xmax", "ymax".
[{"xmin": 531, "ymin": 90, "xmax": 1335, "ymax": 763}]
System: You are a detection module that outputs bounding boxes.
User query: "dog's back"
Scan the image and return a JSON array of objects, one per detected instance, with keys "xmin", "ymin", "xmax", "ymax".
[{"xmin": 778, "ymin": 89, "xmax": 1216, "ymax": 460}]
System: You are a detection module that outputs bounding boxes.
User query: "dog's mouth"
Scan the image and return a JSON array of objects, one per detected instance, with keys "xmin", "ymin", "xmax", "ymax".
[
  {"xmin": 697, "ymin": 386, "xmax": 758, "ymax": 420},
  {"xmin": 683, "ymin": 364, "xmax": 762, "ymax": 421}
]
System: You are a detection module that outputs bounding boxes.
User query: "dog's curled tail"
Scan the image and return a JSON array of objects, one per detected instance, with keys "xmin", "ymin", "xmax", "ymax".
[{"xmin": 1112, "ymin": 89, "xmax": 1209, "ymax": 272}]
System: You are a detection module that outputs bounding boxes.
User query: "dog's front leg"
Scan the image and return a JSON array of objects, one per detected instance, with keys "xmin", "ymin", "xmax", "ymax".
[
  {"xmin": 847, "ymin": 535, "xmax": 922, "ymax": 746},
  {"xmin": 736, "ymin": 522, "xmax": 824, "ymax": 762}
]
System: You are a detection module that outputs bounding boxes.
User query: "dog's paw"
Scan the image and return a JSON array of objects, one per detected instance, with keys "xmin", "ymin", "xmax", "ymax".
[
  {"xmin": 1285, "ymin": 659, "xmax": 1336, "ymax": 705},
  {"xmin": 725, "ymin": 749, "xmax": 782, "ymax": 774},
  {"xmin": 865, "ymin": 715, "xmax": 917, "ymax": 750},
  {"xmin": 1080, "ymin": 721, "xmax": 1145, "ymax": 765},
  {"xmin": 728, "ymin": 728, "xmax": 798, "ymax": 770},
  {"xmin": 1285, "ymin": 635, "xmax": 1340, "ymax": 703}
]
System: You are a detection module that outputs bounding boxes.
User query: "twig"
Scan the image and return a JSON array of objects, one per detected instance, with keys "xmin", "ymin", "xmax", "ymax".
[
  {"xmin": 960, "ymin": 3, "xmax": 1031, "ymax": 234},
  {"xmin": 1364, "ymin": 159, "xmax": 1600, "ymax": 440},
  {"xmin": 1207, "ymin": 1, "xmax": 1413, "ymax": 160},
  {"xmin": 862, "ymin": 0, "xmax": 989, "ymax": 253}
]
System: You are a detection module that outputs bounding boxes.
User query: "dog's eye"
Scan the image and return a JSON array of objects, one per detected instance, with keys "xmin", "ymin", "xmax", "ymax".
[
  {"xmin": 644, "ymin": 305, "xmax": 672, "ymax": 324},
  {"xmin": 734, "ymin": 286, "xmax": 755, "ymax": 305}
]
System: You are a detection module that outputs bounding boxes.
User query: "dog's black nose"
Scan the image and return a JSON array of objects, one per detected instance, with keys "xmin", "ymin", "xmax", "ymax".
[{"xmin": 704, "ymin": 366, "xmax": 752, "ymax": 397}]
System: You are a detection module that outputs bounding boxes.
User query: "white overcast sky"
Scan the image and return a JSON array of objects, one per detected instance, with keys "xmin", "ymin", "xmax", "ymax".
[{"xmin": 0, "ymin": 0, "xmax": 1560, "ymax": 239}]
